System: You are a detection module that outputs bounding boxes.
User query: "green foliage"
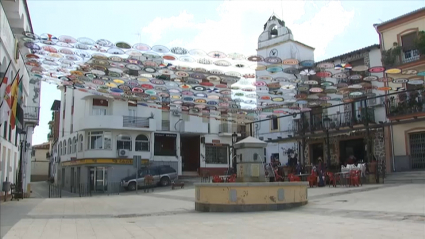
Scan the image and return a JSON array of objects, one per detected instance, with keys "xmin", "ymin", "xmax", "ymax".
[
  {"xmin": 415, "ymin": 31, "xmax": 425, "ymax": 55},
  {"xmin": 381, "ymin": 45, "xmax": 402, "ymax": 67}
]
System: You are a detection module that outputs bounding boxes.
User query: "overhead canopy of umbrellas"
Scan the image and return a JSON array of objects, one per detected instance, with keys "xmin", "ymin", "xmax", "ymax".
[{"xmin": 20, "ymin": 32, "xmax": 424, "ymax": 122}]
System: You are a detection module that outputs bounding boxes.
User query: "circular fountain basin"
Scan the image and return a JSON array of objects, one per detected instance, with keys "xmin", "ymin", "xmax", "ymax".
[{"xmin": 195, "ymin": 182, "xmax": 308, "ymax": 212}]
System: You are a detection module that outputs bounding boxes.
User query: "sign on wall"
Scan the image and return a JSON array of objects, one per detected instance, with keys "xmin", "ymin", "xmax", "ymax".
[{"xmin": 28, "ymin": 74, "xmax": 41, "ymax": 106}]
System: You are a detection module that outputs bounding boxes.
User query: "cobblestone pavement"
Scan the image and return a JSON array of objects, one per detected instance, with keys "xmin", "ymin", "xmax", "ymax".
[{"xmin": 1, "ymin": 184, "xmax": 424, "ymax": 239}]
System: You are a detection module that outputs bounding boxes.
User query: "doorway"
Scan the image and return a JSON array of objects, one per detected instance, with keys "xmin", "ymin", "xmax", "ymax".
[
  {"xmin": 89, "ymin": 167, "xmax": 108, "ymax": 192},
  {"xmin": 339, "ymin": 138, "xmax": 365, "ymax": 165},
  {"xmin": 310, "ymin": 143, "xmax": 323, "ymax": 165},
  {"xmin": 180, "ymin": 135, "xmax": 200, "ymax": 172},
  {"xmin": 409, "ymin": 132, "xmax": 425, "ymax": 169}
]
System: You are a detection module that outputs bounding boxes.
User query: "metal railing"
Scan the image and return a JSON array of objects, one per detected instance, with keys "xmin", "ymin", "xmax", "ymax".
[
  {"xmin": 294, "ymin": 108, "xmax": 375, "ymax": 134},
  {"xmin": 162, "ymin": 120, "xmax": 170, "ymax": 131},
  {"xmin": 123, "ymin": 116, "xmax": 150, "ymax": 128},
  {"xmin": 24, "ymin": 106, "xmax": 40, "ymax": 121},
  {"xmin": 401, "ymin": 49, "xmax": 420, "ymax": 64},
  {"xmin": 386, "ymin": 89, "xmax": 425, "ymax": 118}
]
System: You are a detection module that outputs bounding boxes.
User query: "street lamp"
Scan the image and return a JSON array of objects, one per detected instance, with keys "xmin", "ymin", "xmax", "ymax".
[
  {"xmin": 323, "ymin": 117, "xmax": 331, "ymax": 167},
  {"xmin": 232, "ymin": 132, "xmax": 238, "ymax": 174},
  {"xmin": 18, "ymin": 130, "xmax": 27, "ymax": 199}
]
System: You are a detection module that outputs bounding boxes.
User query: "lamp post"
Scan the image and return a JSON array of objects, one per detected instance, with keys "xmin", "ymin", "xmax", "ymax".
[
  {"xmin": 232, "ymin": 132, "xmax": 238, "ymax": 174},
  {"xmin": 18, "ymin": 131, "xmax": 27, "ymax": 199},
  {"xmin": 323, "ymin": 117, "xmax": 331, "ymax": 168}
]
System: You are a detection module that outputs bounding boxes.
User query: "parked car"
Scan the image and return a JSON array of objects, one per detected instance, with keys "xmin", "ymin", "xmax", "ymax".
[{"xmin": 121, "ymin": 165, "xmax": 178, "ymax": 191}]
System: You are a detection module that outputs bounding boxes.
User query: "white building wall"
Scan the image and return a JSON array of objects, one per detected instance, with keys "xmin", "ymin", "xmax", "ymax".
[{"xmin": 0, "ymin": 2, "xmax": 35, "ymax": 195}]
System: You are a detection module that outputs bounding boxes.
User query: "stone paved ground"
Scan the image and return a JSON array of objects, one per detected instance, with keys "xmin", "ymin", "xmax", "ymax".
[{"xmin": 1, "ymin": 184, "xmax": 424, "ymax": 239}]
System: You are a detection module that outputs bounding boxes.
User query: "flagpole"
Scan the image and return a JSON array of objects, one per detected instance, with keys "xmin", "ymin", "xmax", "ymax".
[
  {"xmin": 0, "ymin": 60, "xmax": 12, "ymax": 88},
  {"xmin": 0, "ymin": 69, "xmax": 20, "ymax": 109}
]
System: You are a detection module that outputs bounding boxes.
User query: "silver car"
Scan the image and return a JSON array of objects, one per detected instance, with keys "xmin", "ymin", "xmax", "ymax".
[{"xmin": 121, "ymin": 165, "xmax": 178, "ymax": 191}]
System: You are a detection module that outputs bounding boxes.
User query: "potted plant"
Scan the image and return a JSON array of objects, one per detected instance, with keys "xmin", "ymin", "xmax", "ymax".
[{"xmin": 415, "ymin": 31, "xmax": 425, "ymax": 56}]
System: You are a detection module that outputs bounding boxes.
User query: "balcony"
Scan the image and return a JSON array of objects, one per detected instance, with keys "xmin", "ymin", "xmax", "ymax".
[
  {"xmin": 162, "ymin": 120, "xmax": 170, "ymax": 131},
  {"xmin": 294, "ymin": 108, "xmax": 375, "ymax": 134},
  {"xmin": 384, "ymin": 49, "xmax": 422, "ymax": 68},
  {"xmin": 219, "ymin": 123, "xmax": 245, "ymax": 137},
  {"xmin": 24, "ymin": 106, "xmax": 40, "ymax": 122},
  {"xmin": 78, "ymin": 115, "xmax": 155, "ymax": 131},
  {"xmin": 402, "ymin": 49, "xmax": 420, "ymax": 64},
  {"xmin": 386, "ymin": 89, "xmax": 425, "ymax": 120},
  {"xmin": 123, "ymin": 116, "xmax": 150, "ymax": 128}
]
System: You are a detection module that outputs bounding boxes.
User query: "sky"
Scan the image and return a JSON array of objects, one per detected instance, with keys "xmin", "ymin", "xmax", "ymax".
[{"xmin": 27, "ymin": 0, "xmax": 425, "ymax": 145}]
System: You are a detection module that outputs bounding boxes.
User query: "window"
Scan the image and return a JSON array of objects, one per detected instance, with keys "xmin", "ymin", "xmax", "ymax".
[
  {"xmin": 88, "ymin": 131, "xmax": 111, "ymax": 150},
  {"xmin": 68, "ymin": 138, "xmax": 72, "ymax": 154},
  {"xmin": 271, "ymin": 117, "xmax": 279, "ymax": 131},
  {"xmin": 205, "ymin": 145, "xmax": 228, "ymax": 164},
  {"xmin": 92, "ymin": 107, "xmax": 107, "ymax": 115},
  {"xmin": 92, "ymin": 99, "xmax": 108, "ymax": 115},
  {"xmin": 63, "ymin": 140, "xmax": 66, "ymax": 154},
  {"xmin": 59, "ymin": 142, "xmax": 62, "ymax": 155},
  {"xmin": 349, "ymin": 59, "xmax": 364, "ymax": 76},
  {"xmin": 135, "ymin": 134, "xmax": 149, "ymax": 151},
  {"xmin": 73, "ymin": 137, "xmax": 77, "ymax": 153},
  {"xmin": 78, "ymin": 134, "xmax": 83, "ymax": 152},
  {"xmin": 117, "ymin": 134, "xmax": 132, "ymax": 150},
  {"xmin": 154, "ymin": 133, "xmax": 177, "ymax": 156},
  {"xmin": 401, "ymin": 32, "xmax": 417, "ymax": 51}
]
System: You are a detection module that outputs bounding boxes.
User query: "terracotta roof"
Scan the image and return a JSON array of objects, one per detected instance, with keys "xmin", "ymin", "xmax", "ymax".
[
  {"xmin": 316, "ymin": 44, "xmax": 380, "ymax": 64},
  {"xmin": 375, "ymin": 7, "xmax": 425, "ymax": 29}
]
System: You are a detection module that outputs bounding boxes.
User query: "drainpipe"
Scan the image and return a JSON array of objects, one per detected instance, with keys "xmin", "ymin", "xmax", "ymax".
[{"xmin": 390, "ymin": 124, "xmax": 396, "ymax": 172}]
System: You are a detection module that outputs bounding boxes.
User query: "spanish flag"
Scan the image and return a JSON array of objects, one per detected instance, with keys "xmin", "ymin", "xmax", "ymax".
[{"xmin": 9, "ymin": 74, "xmax": 20, "ymax": 130}]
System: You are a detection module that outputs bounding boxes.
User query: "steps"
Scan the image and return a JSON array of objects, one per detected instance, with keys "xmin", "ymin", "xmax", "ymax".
[{"xmin": 385, "ymin": 171, "xmax": 425, "ymax": 184}]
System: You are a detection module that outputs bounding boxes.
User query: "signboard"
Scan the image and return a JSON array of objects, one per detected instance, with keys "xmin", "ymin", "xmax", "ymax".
[
  {"xmin": 212, "ymin": 140, "xmax": 220, "ymax": 144},
  {"xmin": 62, "ymin": 158, "xmax": 135, "ymax": 166},
  {"xmin": 155, "ymin": 133, "xmax": 177, "ymax": 137}
]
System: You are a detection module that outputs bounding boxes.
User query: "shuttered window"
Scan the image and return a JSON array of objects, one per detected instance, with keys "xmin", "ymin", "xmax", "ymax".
[{"xmin": 401, "ymin": 32, "xmax": 417, "ymax": 51}]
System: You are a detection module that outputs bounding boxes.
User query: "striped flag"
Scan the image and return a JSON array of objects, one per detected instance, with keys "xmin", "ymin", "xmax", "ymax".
[
  {"xmin": 0, "ymin": 77, "xmax": 11, "ymax": 123},
  {"xmin": 16, "ymin": 77, "xmax": 24, "ymax": 131},
  {"xmin": 9, "ymin": 74, "xmax": 20, "ymax": 130}
]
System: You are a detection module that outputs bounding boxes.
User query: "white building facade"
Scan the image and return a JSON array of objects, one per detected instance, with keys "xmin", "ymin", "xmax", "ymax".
[
  {"xmin": 56, "ymin": 85, "xmax": 245, "ymax": 192},
  {"xmin": 0, "ymin": 0, "xmax": 39, "ymax": 196},
  {"xmin": 254, "ymin": 16, "xmax": 386, "ymax": 166}
]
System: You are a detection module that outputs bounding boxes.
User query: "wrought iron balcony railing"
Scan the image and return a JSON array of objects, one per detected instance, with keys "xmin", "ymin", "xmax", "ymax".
[
  {"xmin": 401, "ymin": 49, "xmax": 420, "ymax": 64},
  {"xmin": 386, "ymin": 89, "xmax": 425, "ymax": 118},
  {"xmin": 24, "ymin": 106, "xmax": 40, "ymax": 122},
  {"xmin": 122, "ymin": 116, "xmax": 149, "ymax": 128},
  {"xmin": 293, "ymin": 108, "xmax": 375, "ymax": 134}
]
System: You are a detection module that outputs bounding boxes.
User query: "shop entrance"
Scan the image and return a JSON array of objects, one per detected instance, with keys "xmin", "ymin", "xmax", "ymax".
[
  {"xmin": 180, "ymin": 135, "xmax": 200, "ymax": 173},
  {"xmin": 310, "ymin": 143, "xmax": 323, "ymax": 165},
  {"xmin": 339, "ymin": 138, "xmax": 365, "ymax": 165},
  {"xmin": 89, "ymin": 167, "xmax": 108, "ymax": 192}
]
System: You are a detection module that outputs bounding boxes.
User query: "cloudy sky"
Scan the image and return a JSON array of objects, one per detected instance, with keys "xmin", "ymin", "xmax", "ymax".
[{"xmin": 27, "ymin": 0, "xmax": 424, "ymax": 145}]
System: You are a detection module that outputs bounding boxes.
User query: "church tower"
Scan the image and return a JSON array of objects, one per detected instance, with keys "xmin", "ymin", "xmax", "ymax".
[{"xmin": 257, "ymin": 15, "xmax": 314, "ymax": 64}]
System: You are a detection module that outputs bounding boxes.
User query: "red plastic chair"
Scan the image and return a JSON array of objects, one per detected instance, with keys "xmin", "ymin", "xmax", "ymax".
[
  {"xmin": 327, "ymin": 172, "xmax": 339, "ymax": 187},
  {"xmin": 212, "ymin": 175, "xmax": 223, "ymax": 183},
  {"xmin": 227, "ymin": 174, "xmax": 237, "ymax": 182},
  {"xmin": 307, "ymin": 172, "xmax": 318, "ymax": 187},
  {"xmin": 288, "ymin": 174, "xmax": 301, "ymax": 182},
  {"xmin": 349, "ymin": 170, "xmax": 360, "ymax": 187}
]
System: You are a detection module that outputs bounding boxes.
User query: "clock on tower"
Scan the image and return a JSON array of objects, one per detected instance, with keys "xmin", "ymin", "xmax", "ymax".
[{"xmin": 269, "ymin": 48, "xmax": 278, "ymax": 57}]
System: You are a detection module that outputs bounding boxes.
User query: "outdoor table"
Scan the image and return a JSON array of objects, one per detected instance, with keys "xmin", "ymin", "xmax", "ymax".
[
  {"xmin": 335, "ymin": 172, "xmax": 350, "ymax": 186},
  {"xmin": 296, "ymin": 173, "xmax": 310, "ymax": 181}
]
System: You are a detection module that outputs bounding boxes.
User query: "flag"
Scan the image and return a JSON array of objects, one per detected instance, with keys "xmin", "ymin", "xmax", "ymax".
[
  {"xmin": 9, "ymin": 74, "xmax": 20, "ymax": 130},
  {"xmin": 16, "ymin": 77, "xmax": 24, "ymax": 131},
  {"xmin": 0, "ymin": 77, "xmax": 11, "ymax": 123}
]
